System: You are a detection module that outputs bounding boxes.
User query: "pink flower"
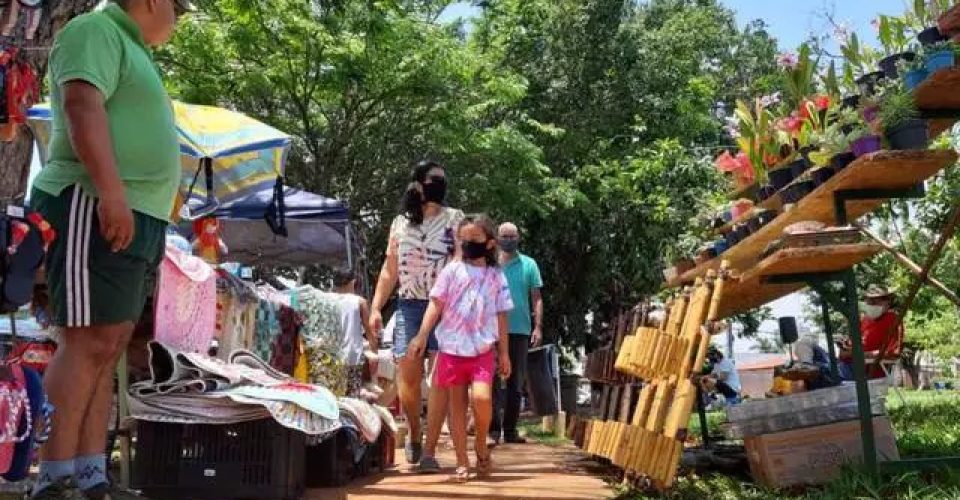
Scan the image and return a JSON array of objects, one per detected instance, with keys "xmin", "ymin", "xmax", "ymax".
[
  {"xmin": 815, "ymin": 95, "xmax": 831, "ymax": 111},
  {"xmin": 714, "ymin": 151, "xmax": 738, "ymax": 172},
  {"xmin": 777, "ymin": 115, "xmax": 804, "ymax": 135},
  {"xmin": 777, "ymin": 52, "xmax": 798, "ymax": 69}
]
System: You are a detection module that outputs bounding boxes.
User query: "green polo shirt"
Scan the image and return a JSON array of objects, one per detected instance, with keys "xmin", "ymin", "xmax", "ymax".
[
  {"xmin": 502, "ymin": 252, "xmax": 543, "ymax": 335},
  {"xmin": 33, "ymin": 4, "xmax": 180, "ymax": 222}
]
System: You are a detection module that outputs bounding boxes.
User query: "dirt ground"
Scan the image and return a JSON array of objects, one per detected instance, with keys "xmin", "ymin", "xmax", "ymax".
[{"xmin": 307, "ymin": 437, "xmax": 614, "ymax": 500}]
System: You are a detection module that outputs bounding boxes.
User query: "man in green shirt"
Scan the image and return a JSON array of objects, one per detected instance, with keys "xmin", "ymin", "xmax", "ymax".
[
  {"xmin": 490, "ymin": 222, "xmax": 544, "ymax": 444},
  {"xmin": 29, "ymin": 0, "xmax": 192, "ymax": 498}
]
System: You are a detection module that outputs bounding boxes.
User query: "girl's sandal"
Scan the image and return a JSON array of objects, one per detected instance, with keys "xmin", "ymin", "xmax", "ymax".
[
  {"xmin": 476, "ymin": 454, "xmax": 493, "ymax": 478},
  {"xmin": 453, "ymin": 466, "xmax": 470, "ymax": 483}
]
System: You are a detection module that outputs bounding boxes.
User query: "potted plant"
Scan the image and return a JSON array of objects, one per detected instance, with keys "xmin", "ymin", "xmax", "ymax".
[
  {"xmin": 877, "ymin": 15, "xmax": 917, "ymax": 79},
  {"xmin": 879, "ymin": 84, "xmax": 929, "ymax": 150},
  {"xmin": 911, "ymin": 0, "xmax": 952, "ymax": 46},
  {"xmin": 849, "ymin": 125, "xmax": 883, "ymax": 157},
  {"xmin": 842, "ymin": 33, "xmax": 885, "ymax": 95},
  {"xmin": 924, "ymin": 40, "xmax": 956, "ymax": 73},
  {"xmin": 902, "ymin": 54, "xmax": 930, "ymax": 89}
]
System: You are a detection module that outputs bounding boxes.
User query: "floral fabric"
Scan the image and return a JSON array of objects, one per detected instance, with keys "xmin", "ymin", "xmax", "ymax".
[{"xmin": 153, "ymin": 246, "xmax": 217, "ymax": 353}]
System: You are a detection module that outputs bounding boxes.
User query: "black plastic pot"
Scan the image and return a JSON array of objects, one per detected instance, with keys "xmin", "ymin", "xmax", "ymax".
[
  {"xmin": 842, "ymin": 95, "xmax": 861, "ymax": 110},
  {"xmin": 878, "ymin": 52, "xmax": 916, "ymax": 79},
  {"xmin": 918, "ymin": 26, "xmax": 948, "ymax": 46},
  {"xmin": 734, "ymin": 224, "xmax": 750, "ymax": 242},
  {"xmin": 788, "ymin": 157, "xmax": 811, "ymax": 178},
  {"xmin": 829, "ymin": 152, "xmax": 857, "ymax": 171},
  {"xmin": 725, "ymin": 231, "xmax": 740, "ymax": 247},
  {"xmin": 758, "ymin": 184, "xmax": 776, "ymax": 201},
  {"xmin": 811, "ymin": 167, "xmax": 835, "ymax": 186},
  {"xmin": 783, "ymin": 180, "xmax": 816, "ymax": 204},
  {"xmin": 757, "ymin": 210, "xmax": 777, "ymax": 227},
  {"xmin": 856, "ymin": 71, "xmax": 886, "ymax": 96},
  {"xmin": 746, "ymin": 216, "xmax": 761, "ymax": 234},
  {"xmin": 711, "ymin": 217, "xmax": 725, "ymax": 230},
  {"xmin": 885, "ymin": 119, "xmax": 929, "ymax": 150},
  {"xmin": 769, "ymin": 166, "xmax": 795, "ymax": 190}
]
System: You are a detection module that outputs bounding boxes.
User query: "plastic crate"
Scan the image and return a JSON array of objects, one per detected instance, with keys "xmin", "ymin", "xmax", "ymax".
[
  {"xmin": 304, "ymin": 428, "xmax": 356, "ymax": 488},
  {"xmin": 132, "ymin": 419, "xmax": 305, "ymax": 500}
]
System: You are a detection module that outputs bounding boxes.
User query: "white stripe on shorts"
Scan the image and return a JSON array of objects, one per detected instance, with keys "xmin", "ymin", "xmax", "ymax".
[{"xmin": 66, "ymin": 186, "xmax": 94, "ymax": 327}]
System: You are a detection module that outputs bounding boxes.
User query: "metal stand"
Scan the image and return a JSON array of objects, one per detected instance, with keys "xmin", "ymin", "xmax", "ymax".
[{"xmin": 695, "ymin": 385, "xmax": 710, "ymax": 446}]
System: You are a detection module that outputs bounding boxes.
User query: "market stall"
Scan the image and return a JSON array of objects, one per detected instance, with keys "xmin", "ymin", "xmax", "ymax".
[{"xmin": 573, "ymin": 7, "xmax": 960, "ymax": 490}]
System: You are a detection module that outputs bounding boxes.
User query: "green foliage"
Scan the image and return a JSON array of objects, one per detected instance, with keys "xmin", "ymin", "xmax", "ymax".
[
  {"xmin": 879, "ymin": 84, "xmax": 921, "ymax": 129},
  {"xmin": 889, "ymin": 390, "xmax": 960, "ymax": 458}
]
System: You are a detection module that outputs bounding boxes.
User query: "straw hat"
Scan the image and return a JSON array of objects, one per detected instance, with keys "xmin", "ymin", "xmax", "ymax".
[{"xmin": 864, "ymin": 285, "xmax": 895, "ymax": 299}]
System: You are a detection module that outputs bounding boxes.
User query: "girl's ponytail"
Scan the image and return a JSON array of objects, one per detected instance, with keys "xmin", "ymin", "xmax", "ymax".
[{"xmin": 402, "ymin": 182, "xmax": 425, "ymax": 225}]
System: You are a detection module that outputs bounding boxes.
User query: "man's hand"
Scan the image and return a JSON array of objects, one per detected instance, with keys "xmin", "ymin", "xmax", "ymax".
[
  {"xmin": 369, "ymin": 308, "xmax": 384, "ymax": 334},
  {"xmin": 98, "ymin": 193, "xmax": 134, "ymax": 252},
  {"xmin": 530, "ymin": 327, "xmax": 543, "ymax": 347}
]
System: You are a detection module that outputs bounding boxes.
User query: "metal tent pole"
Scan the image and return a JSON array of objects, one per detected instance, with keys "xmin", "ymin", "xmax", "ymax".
[
  {"xmin": 821, "ymin": 298, "xmax": 840, "ymax": 382},
  {"xmin": 841, "ymin": 270, "xmax": 878, "ymax": 475}
]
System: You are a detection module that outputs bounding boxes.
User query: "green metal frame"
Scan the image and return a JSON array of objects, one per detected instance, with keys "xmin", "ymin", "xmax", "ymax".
[{"xmin": 760, "ymin": 183, "xmax": 960, "ymax": 476}]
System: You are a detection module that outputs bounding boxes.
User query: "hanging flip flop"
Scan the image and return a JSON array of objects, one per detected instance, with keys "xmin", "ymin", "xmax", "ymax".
[{"xmin": 1, "ymin": 213, "xmax": 44, "ymax": 313}]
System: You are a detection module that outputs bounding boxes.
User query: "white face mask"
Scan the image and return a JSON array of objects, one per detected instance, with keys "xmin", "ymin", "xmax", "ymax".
[{"xmin": 862, "ymin": 304, "xmax": 886, "ymax": 319}]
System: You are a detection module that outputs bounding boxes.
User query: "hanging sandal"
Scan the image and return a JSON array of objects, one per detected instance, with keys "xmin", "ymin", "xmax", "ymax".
[
  {"xmin": 453, "ymin": 466, "xmax": 470, "ymax": 483},
  {"xmin": 476, "ymin": 454, "xmax": 493, "ymax": 478}
]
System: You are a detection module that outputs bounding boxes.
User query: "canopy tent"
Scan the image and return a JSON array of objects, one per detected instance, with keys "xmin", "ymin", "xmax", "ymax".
[
  {"xmin": 27, "ymin": 101, "xmax": 292, "ymax": 214},
  {"xmin": 200, "ymin": 184, "xmax": 357, "ymax": 268}
]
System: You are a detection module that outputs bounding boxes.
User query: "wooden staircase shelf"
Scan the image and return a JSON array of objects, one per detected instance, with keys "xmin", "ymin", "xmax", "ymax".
[{"xmin": 914, "ymin": 67, "xmax": 960, "ymax": 138}]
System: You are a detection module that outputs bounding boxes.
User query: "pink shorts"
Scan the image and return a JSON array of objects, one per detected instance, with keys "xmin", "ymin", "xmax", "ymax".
[{"xmin": 434, "ymin": 350, "xmax": 496, "ymax": 388}]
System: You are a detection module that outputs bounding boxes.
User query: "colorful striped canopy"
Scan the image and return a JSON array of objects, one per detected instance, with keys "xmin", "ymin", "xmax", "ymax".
[{"xmin": 27, "ymin": 101, "xmax": 292, "ymax": 205}]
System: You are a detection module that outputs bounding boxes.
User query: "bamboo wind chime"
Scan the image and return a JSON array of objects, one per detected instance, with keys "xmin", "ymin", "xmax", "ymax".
[{"xmin": 586, "ymin": 263, "xmax": 730, "ymax": 489}]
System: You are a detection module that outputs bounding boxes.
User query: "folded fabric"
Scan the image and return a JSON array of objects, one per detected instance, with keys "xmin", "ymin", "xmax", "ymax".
[
  {"xmin": 371, "ymin": 404, "xmax": 398, "ymax": 436},
  {"xmin": 226, "ymin": 383, "xmax": 338, "ymax": 421},
  {"xmin": 338, "ymin": 397, "xmax": 382, "ymax": 444}
]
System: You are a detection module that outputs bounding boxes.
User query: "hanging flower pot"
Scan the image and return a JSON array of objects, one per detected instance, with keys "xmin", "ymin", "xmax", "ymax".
[
  {"xmin": 878, "ymin": 52, "xmax": 916, "ymax": 79},
  {"xmin": 811, "ymin": 166, "xmax": 835, "ymax": 186},
  {"xmin": 851, "ymin": 135, "xmax": 883, "ymax": 157},
  {"xmin": 788, "ymin": 157, "xmax": 811, "ymax": 178},
  {"xmin": 856, "ymin": 71, "xmax": 886, "ymax": 96},
  {"xmin": 925, "ymin": 48, "xmax": 955, "ymax": 74},
  {"xmin": 904, "ymin": 68, "xmax": 930, "ymax": 90},
  {"xmin": 885, "ymin": 119, "xmax": 929, "ymax": 150},
  {"xmin": 769, "ymin": 165, "xmax": 795, "ymax": 190},
  {"xmin": 918, "ymin": 26, "xmax": 948, "ymax": 46},
  {"xmin": 829, "ymin": 152, "xmax": 857, "ymax": 171}
]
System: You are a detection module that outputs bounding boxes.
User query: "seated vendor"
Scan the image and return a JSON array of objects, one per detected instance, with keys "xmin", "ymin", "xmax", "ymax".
[
  {"xmin": 838, "ymin": 285, "xmax": 903, "ymax": 381},
  {"xmin": 699, "ymin": 345, "xmax": 742, "ymax": 406}
]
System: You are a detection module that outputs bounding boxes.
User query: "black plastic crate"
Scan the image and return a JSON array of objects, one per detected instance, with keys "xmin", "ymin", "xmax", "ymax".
[
  {"xmin": 304, "ymin": 428, "xmax": 355, "ymax": 488},
  {"xmin": 133, "ymin": 419, "xmax": 305, "ymax": 500}
]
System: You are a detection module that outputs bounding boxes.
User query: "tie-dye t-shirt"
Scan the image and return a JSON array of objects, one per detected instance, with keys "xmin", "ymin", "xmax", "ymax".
[
  {"xmin": 429, "ymin": 262, "xmax": 514, "ymax": 357},
  {"xmin": 389, "ymin": 207, "xmax": 464, "ymax": 300}
]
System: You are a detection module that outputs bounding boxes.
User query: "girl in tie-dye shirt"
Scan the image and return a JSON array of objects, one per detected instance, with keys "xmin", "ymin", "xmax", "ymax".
[{"xmin": 407, "ymin": 214, "xmax": 513, "ymax": 482}]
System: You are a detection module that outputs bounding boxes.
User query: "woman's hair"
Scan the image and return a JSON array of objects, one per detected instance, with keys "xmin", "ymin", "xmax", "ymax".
[
  {"xmin": 459, "ymin": 213, "xmax": 498, "ymax": 267},
  {"xmin": 401, "ymin": 160, "xmax": 444, "ymax": 225},
  {"xmin": 332, "ymin": 268, "xmax": 356, "ymax": 288}
]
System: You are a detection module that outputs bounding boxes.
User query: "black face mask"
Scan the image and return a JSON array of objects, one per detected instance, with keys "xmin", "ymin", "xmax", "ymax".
[
  {"xmin": 462, "ymin": 240, "xmax": 488, "ymax": 260},
  {"xmin": 422, "ymin": 176, "xmax": 447, "ymax": 204}
]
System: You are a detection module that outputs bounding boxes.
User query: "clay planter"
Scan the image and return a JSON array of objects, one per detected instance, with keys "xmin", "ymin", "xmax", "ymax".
[
  {"xmin": 918, "ymin": 26, "xmax": 948, "ymax": 46},
  {"xmin": 829, "ymin": 152, "xmax": 857, "ymax": 171},
  {"xmin": 925, "ymin": 49, "xmax": 956, "ymax": 74},
  {"xmin": 851, "ymin": 135, "xmax": 883, "ymax": 157},
  {"xmin": 811, "ymin": 166, "xmax": 835, "ymax": 186},
  {"xmin": 878, "ymin": 52, "xmax": 916, "ymax": 79},
  {"xmin": 856, "ymin": 71, "xmax": 886, "ymax": 96},
  {"xmin": 788, "ymin": 157, "xmax": 811, "ymax": 178},
  {"xmin": 904, "ymin": 68, "xmax": 930, "ymax": 90},
  {"xmin": 769, "ymin": 166, "xmax": 795, "ymax": 190},
  {"xmin": 885, "ymin": 119, "xmax": 929, "ymax": 150}
]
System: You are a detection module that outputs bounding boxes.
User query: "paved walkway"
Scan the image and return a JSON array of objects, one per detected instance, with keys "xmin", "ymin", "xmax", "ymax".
[{"xmin": 307, "ymin": 438, "xmax": 614, "ymax": 500}]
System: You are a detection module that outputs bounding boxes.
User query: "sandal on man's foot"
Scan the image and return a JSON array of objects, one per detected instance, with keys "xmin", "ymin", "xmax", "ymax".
[
  {"xmin": 453, "ymin": 466, "xmax": 470, "ymax": 483},
  {"xmin": 405, "ymin": 440, "xmax": 423, "ymax": 464},
  {"xmin": 476, "ymin": 454, "xmax": 493, "ymax": 478},
  {"xmin": 416, "ymin": 456, "xmax": 441, "ymax": 474}
]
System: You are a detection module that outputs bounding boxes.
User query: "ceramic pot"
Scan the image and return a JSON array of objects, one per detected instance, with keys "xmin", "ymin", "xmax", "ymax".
[
  {"xmin": 925, "ymin": 49, "xmax": 955, "ymax": 74},
  {"xmin": 904, "ymin": 68, "xmax": 929, "ymax": 90}
]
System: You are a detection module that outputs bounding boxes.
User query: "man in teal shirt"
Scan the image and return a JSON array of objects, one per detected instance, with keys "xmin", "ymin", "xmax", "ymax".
[
  {"xmin": 490, "ymin": 222, "xmax": 544, "ymax": 444},
  {"xmin": 29, "ymin": 0, "xmax": 192, "ymax": 498}
]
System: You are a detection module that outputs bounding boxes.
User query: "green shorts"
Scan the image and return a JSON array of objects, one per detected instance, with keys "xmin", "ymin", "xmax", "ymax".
[{"xmin": 31, "ymin": 185, "xmax": 166, "ymax": 328}]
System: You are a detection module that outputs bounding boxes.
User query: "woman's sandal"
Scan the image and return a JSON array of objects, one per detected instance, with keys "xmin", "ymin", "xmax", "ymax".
[
  {"xmin": 476, "ymin": 454, "xmax": 493, "ymax": 478},
  {"xmin": 454, "ymin": 466, "xmax": 470, "ymax": 483}
]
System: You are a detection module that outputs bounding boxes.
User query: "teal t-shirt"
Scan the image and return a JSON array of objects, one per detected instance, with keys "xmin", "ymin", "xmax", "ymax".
[
  {"xmin": 502, "ymin": 253, "xmax": 543, "ymax": 335},
  {"xmin": 33, "ymin": 4, "xmax": 180, "ymax": 222}
]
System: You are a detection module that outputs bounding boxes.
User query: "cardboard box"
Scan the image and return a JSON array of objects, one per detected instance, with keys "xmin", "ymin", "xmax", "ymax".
[{"xmin": 745, "ymin": 417, "xmax": 899, "ymax": 488}]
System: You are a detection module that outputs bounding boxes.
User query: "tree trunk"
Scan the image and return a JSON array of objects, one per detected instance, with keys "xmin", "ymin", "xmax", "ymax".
[{"xmin": 0, "ymin": 0, "xmax": 97, "ymax": 199}]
